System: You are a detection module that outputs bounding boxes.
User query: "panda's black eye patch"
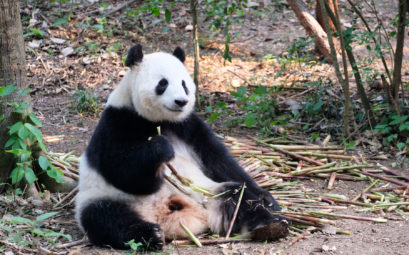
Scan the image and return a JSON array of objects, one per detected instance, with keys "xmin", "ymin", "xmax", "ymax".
[
  {"xmin": 156, "ymin": 78, "xmax": 168, "ymax": 95},
  {"xmin": 182, "ymin": 80, "xmax": 189, "ymax": 95}
]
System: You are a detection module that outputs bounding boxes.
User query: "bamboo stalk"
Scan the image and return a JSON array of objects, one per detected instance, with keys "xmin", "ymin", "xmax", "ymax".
[
  {"xmin": 225, "ymin": 183, "xmax": 246, "ymax": 240},
  {"xmin": 253, "ymin": 138, "xmax": 324, "ymax": 166},
  {"xmin": 171, "ymin": 238, "xmax": 250, "ymax": 246},
  {"xmin": 291, "ymin": 162, "xmax": 337, "ymax": 175},
  {"xmin": 308, "ymin": 211, "xmax": 387, "ymax": 223},
  {"xmin": 309, "ymin": 164, "xmax": 373, "ymax": 175},
  {"xmin": 327, "ymin": 172, "xmax": 337, "ymax": 190},
  {"xmin": 359, "ymin": 170, "xmax": 409, "ymax": 186},
  {"xmin": 179, "ymin": 222, "xmax": 202, "ymax": 247}
]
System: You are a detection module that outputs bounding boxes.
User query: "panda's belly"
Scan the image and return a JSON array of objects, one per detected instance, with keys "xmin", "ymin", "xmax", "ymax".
[{"xmin": 165, "ymin": 134, "xmax": 220, "ymax": 196}]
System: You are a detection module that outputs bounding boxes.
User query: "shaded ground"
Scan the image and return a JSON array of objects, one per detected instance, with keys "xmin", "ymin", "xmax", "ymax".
[{"xmin": 2, "ymin": 0, "xmax": 409, "ymax": 254}]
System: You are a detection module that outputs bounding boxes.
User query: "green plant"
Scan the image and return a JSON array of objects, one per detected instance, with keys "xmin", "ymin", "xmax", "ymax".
[
  {"xmin": 203, "ymin": 0, "xmax": 248, "ymax": 61},
  {"xmin": 23, "ymin": 28, "xmax": 45, "ymax": 39},
  {"xmin": 0, "ymin": 211, "xmax": 72, "ymax": 247},
  {"xmin": 125, "ymin": 239, "xmax": 144, "ymax": 254},
  {"xmin": 0, "ymin": 85, "xmax": 63, "ymax": 187},
  {"xmin": 70, "ymin": 85, "xmax": 100, "ymax": 115},
  {"xmin": 207, "ymin": 86, "xmax": 288, "ymax": 136},
  {"xmin": 374, "ymin": 112, "xmax": 409, "ymax": 151}
]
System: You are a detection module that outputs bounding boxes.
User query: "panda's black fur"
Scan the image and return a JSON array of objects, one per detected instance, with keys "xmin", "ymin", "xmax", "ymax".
[{"xmin": 76, "ymin": 45, "xmax": 288, "ymax": 250}]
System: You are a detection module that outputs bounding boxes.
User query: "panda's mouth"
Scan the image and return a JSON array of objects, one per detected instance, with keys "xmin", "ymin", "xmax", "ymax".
[{"xmin": 165, "ymin": 106, "xmax": 183, "ymax": 112}]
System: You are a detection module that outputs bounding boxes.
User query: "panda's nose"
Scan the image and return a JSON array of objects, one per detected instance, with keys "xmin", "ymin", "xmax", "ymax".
[{"xmin": 175, "ymin": 99, "xmax": 188, "ymax": 107}]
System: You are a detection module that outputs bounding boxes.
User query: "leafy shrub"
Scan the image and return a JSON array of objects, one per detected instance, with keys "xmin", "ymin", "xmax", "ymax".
[
  {"xmin": 0, "ymin": 85, "xmax": 63, "ymax": 186},
  {"xmin": 69, "ymin": 85, "xmax": 100, "ymax": 115}
]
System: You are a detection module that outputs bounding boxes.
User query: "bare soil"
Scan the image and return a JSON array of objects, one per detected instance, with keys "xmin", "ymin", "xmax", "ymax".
[{"xmin": 3, "ymin": 0, "xmax": 409, "ymax": 254}]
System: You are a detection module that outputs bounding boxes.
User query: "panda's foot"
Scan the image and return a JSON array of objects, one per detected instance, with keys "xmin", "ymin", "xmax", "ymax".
[
  {"xmin": 250, "ymin": 218, "xmax": 289, "ymax": 241},
  {"xmin": 138, "ymin": 224, "xmax": 165, "ymax": 250},
  {"xmin": 80, "ymin": 199, "xmax": 165, "ymax": 250}
]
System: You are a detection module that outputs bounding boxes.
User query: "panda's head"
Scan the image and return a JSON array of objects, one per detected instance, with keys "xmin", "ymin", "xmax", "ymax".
[{"xmin": 123, "ymin": 44, "xmax": 196, "ymax": 122}]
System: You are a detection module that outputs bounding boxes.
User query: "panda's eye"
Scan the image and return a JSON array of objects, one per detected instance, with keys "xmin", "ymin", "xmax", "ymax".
[{"xmin": 156, "ymin": 78, "xmax": 168, "ymax": 95}]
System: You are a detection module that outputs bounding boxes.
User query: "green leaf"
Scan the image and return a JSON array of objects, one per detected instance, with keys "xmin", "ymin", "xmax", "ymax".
[
  {"xmin": 24, "ymin": 123, "xmax": 43, "ymax": 143},
  {"xmin": 208, "ymin": 112, "xmax": 220, "ymax": 123},
  {"xmin": 5, "ymin": 136, "xmax": 17, "ymax": 148},
  {"xmin": 24, "ymin": 168, "xmax": 37, "ymax": 184},
  {"xmin": 390, "ymin": 115, "xmax": 408, "ymax": 125},
  {"xmin": 231, "ymin": 86, "xmax": 247, "ymax": 98},
  {"xmin": 0, "ymin": 114, "xmax": 4, "ymax": 122},
  {"xmin": 0, "ymin": 224, "xmax": 13, "ymax": 232},
  {"xmin": 11, "ymin": 216, "xmax": 35, "ymax": 226},
  {"xmin": 205, "ymin": 106, "xmax": 213, "ymax": 113},
  {"xmin": 397, "ymin": 142, "xmax": 405, "ymax": 150},
  {"xmin": 245, "ymin": 113, "xmax": 256, "ymax": 127},
  {"xmin": 165, "ymin": 8, "xmax": 171, "ymax": 23},
  {"xmin": 19, "ymin": 150, "xmax": 31, "ymax": 161},
  {"xmin": 28, "ymin": 113, "xmax": 42, "ymax": 127},
  {"xmin": 44, "ymin": 230, "xmax": 72, "ymax": 241},
  {"xmin": 311, "ymin": 133, "xmax": 319, "ymax": 140},
  {"xmin": 312, "ymin": 100, "xmax": 324, "ymax": 112},
  {"xmin": 0, "ymin": 84, "xmax": 16, "ymax": 97},
  {"xmin": 17, "ymin": 126, "xmax": 29, "ymax": 139},
  {"xmin": 8, "ymin": 122, "xmax": 23, "ymax": 135},
  {"xmin": 386, "ymin": 134, "xmax": 397, "ymax": 142},
  {"xmin": 151, "ymin": 19, "xmax": 162, "ymax": 26},
  {"xmin": 36, "ymin": 211, "xmax": 59, "ymax": 221},
  {"xmin": 92, "ymin": 24, "xmax": 104, "ymax": 31},
  {"xmin": 38, "ymin": 156, "xmax": 49, "ymax": 170},
  {"xmin": 10, "ymin": 167, "xmax": 24, "ymax": 184},
  {"xmin": 32, "ymin": 28, "xmax": 44, "ymax": 38},
  {"xmin": 47, "ymin": 168, "xmax": 63, "ymax": 183},
  {"xmin": 253, "ymin": 86, "xmax": 267, "ymax": 95},
  {"xmin": 52, "ymin": 17, "xmax": 68, "ymax": 26},
  {"xmin": 32, "ymin": 228, "xmax": 46, "ymax": 236}
]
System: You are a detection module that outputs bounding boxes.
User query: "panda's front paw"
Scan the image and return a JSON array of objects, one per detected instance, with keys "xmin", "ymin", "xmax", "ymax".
[
  {"xmin": 151, "ymin": 135, "xmax": 175, "ymax": 162},
  {"xmin": 143, "ymin": 225, "xmax": 165, "ymax": 250}
]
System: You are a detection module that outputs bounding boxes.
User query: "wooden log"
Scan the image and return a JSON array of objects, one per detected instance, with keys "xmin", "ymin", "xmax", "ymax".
[{"xmin": 287, "ymin": 0, "xmax": 334, "ymax": 63}]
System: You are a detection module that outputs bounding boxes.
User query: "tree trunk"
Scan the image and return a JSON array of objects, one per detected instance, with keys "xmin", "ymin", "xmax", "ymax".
[
  {"xmin": 316, "ymin": 0, "xmax": 339, "ymax": 52},
  {"xmin": 391, "ymin": 0, "xmax": 408, "ymax": 113},
  {"xmin": 190, "ymin": 0, "xmax": 200, "ymax": 106},
  {"xmin": 287, "ymin": 0, "xmax": 334, "ymax": 63},
  {"xmin": 0, "ymin": 0, "xmax": 29, "ymax": 185}
]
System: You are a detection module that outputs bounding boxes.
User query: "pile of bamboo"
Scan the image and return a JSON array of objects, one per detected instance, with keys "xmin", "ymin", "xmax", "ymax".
[{"xmin": 225, "ymin": 135, "xmax": 409, "ymax": 234}]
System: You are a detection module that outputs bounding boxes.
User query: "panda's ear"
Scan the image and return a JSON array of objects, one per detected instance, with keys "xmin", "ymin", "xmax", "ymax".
[
  {"xmin": 125, "ymin": 44, "xmax": 143, "ymax": 67},
  {"xmin": 173, "ymin": 47, "xmax": 185, "ymax": 63}
]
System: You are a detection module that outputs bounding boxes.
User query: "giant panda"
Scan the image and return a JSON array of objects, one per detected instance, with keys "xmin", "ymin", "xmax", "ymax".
[{"xmin": 75, "ymin": 44, "xmax": 288, "ymax": 250}]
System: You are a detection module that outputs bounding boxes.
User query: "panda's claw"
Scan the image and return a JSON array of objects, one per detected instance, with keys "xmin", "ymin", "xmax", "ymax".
[{"xmin": 145, "ymin": 225, "xmax": 165, "ymax": 250}]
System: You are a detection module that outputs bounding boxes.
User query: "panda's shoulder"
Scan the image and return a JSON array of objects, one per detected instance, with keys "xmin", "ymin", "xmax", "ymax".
[{"xmin": 89, "ymin": 106, "xmax": 156, "ymax": 144}]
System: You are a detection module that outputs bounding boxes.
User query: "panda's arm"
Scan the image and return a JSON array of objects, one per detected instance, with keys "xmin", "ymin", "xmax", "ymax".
[
  {"xmin": 167, "ymin": 113, "xmax": 264, "ymax": 195},
  {"xmin": 86, "ymin": 107, "xmax": 174, "ymax": 195}
]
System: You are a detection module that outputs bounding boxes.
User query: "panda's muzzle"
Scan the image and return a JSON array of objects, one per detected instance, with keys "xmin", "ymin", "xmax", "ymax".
[{"xmin": 166, "ymin": 99, "xmax": 188, "ymax": 112}]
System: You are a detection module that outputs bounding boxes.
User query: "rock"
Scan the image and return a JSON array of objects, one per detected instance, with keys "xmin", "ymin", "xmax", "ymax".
[
  {"xmin": 51, "ymin": 37, "xmax": 66, "ymax": 44},
  {"xmin": 185, "ymin": 24, "xmax": 193, "ymax": 31},
  {"xmin": 31, "ymin": 199, "xmax": 44, "ymax": 207},
  {"xmin": 28, "ymin": 40, "xmax": 42, "ymax": 49},
  {"xmin": 61, "ymin": 47, "xmax": 74, "ymax": 57}
]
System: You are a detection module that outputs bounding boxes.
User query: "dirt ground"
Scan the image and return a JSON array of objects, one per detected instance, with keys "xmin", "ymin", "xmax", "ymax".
[{"xmin": 5, "ymin": 0, "xmax": 409, "ymax": 254}]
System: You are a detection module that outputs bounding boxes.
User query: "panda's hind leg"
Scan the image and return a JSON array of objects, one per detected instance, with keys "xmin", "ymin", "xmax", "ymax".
[
  {"xmin": 80, "ymin": 199, "xmax": 164, "ymax": 250},
  {"xmin": 212, "ymin": 182, "xmax": 289, "ymax": 240}
]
